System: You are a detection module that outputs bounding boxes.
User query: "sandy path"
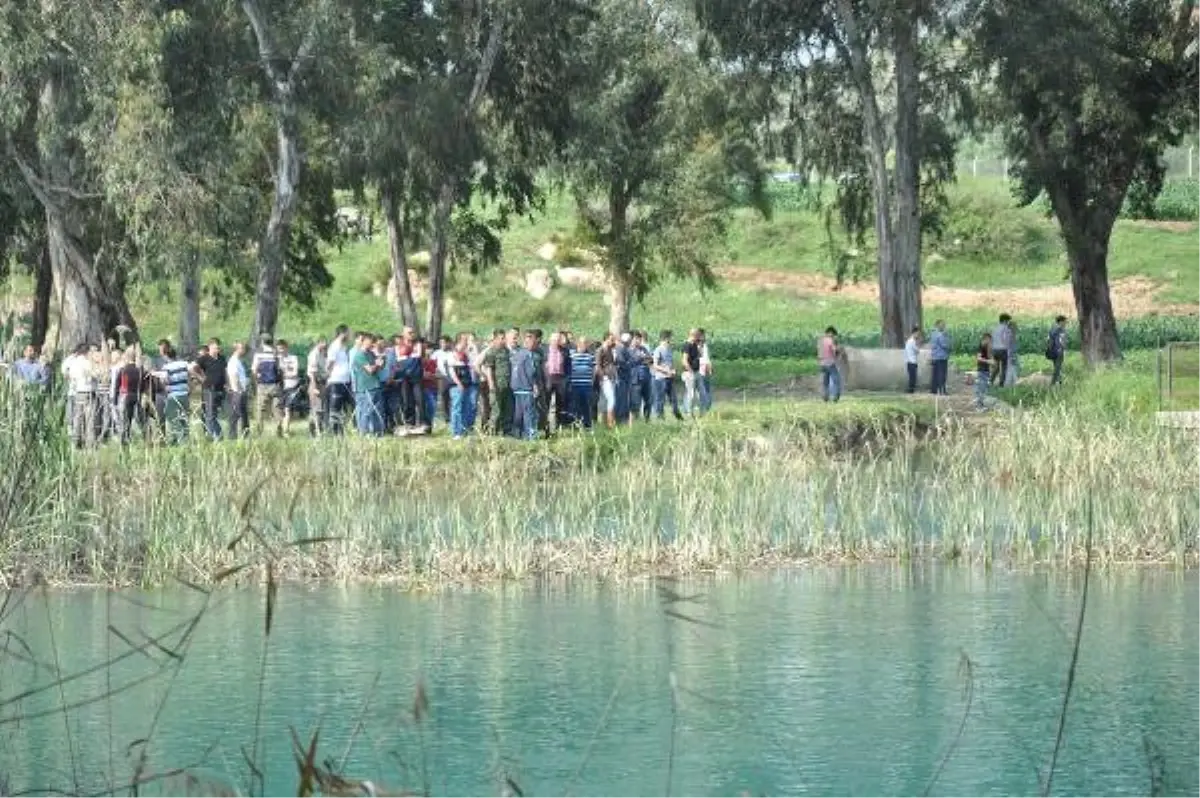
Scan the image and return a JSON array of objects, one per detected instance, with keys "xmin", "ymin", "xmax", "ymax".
[{"xmin": 717, "ymin": 267, "xmax": 1198, "ymax": 317}]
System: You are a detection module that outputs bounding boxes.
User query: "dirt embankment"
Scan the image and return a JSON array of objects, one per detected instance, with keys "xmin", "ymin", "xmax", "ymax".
[{"xmin": 717, "ymin": 267, "xmax": 1197, "ymax": 317}]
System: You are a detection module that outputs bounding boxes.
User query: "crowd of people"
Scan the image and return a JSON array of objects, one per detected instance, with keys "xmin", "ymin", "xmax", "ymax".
[
  {"xmin": 2, "ymin": 325, "xmax": 717, "ymax": 447},
  {"xmin": 2, "ymin": 311, "xmax": 1070, "ymax": 445}
]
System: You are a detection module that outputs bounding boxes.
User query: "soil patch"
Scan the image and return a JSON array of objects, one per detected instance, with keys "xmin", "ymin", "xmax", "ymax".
[
  {"xmin": 718, "ymin": 266, "xmax": 1197, "ymax": 317},
  {"xmin": 1129, "ymin": 220, "xmax": 1198, "ymax": 233}
]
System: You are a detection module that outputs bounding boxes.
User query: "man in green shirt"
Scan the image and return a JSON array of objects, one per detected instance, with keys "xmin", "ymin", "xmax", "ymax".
[
  {"xmin": 350, "ymin": 333, "xmax": 385, "ymax": 436},
  {"xmin": 481, "ymin": 327, "xmax": 513, "ymax": 435}
]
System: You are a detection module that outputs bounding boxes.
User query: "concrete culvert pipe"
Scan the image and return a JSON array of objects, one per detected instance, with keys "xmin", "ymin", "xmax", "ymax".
[{"xmin": 839, "ymin": 346, "xmax": 960, "ymax": 392}]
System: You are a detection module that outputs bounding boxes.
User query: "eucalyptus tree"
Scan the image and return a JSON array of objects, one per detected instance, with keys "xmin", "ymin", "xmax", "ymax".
[
  {"xmin": 559, "ymin": 0, "xmax": 767, "ymax": 335},
  {"xmin": 239, "ymin": 0, "xmax": 345, "ymax": 350},
  {"xmin": 342, "ymin": 0, "xmax": 590, "ymax": 340},
  {"xmin": 0, "ymin": 0, "xmax": 168, "ymax": 349},
  {"xmin": 970, "ymin": 0, "xmax": 1198, "ymax": 363},
  {"xmin": 695, "ymin": 0, "xmax": 973, "ymax": 346}
]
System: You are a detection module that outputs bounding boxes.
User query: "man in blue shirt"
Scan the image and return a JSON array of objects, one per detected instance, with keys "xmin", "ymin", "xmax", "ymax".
[
  {"xmin": 629, "ymin": 330, "xmax": 653, "ymax": 422},
  {"xmin": 929, "ymin": 319, "xmax": 951, "ymax": 395},
  {"xmin": 11, "ymin": 345, "xmax": 48, "ymax": 388}
]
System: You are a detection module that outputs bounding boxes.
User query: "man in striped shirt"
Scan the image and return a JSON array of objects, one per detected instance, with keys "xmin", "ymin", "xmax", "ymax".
[
  {"xmin": 568, "ymin": 336, "xmax": 597, "ymax": 429},
  {"xmin": 156, "ymin": 345, "xmax": 192, "ymax": 445}
]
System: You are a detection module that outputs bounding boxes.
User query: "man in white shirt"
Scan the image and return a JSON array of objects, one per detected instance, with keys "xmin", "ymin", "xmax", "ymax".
[
  {"xmin": 61, "ymin": 344, "xmax": 96, "ymax": 448},
  {"xmin": 325, "ymin": 324, "xmax": 353, "ymax": 435},
  {"xmin": 905, "ymin": 326, "xmax": 922, "ymax": 394},
  {"xmin": 277, "ymin": 339, "xmax": 301, "ymax": 436},
  {"xmin": 697, "ymin": 328, "xmax": 714, "ymax": 413},
  {"xmin": 433, "ymin": 335, "xmax": 455, "ymax": 426},
  {"xmin": 226, "ymin": 341, "xmax": 249, "ymax": 439}
]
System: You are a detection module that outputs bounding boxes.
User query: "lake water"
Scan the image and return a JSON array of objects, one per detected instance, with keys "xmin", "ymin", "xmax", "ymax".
[{"xmin": 1, "ymin": 567, "xmax": 1196, "ymax": 796}]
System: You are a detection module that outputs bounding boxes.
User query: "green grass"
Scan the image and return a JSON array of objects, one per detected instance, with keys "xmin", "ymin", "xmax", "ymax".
[{"xmin": 2, "ymin": 389, "xmax": 1195, "ymax": 588}]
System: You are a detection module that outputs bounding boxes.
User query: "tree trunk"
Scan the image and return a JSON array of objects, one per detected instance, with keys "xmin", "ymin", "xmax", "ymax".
[
  {"xmin": 889, "ymin": 3, "xmax": 924, "ymax": 344},
  {"xmin": 30, "ymin": 239, "xmax": 52, "ymax": 349},
  {"xmin": 1060, "ymin": 214, "xmax": 1121, "ymax": 364},
  {"xmin": 23, "ymin": 72, "xmax": 139, "ymax": 353},
  {"xmin": 834, "ymin": 0, "xmax": 904, "ymax": 347},
  {"xmin": 607, "ymin": 277, "xmax": 632, "ymax": 336},
  {"xmin": 425, "ymin": 182, "xmax": 456, "ymax": 342},
  {"xmin": 381, "ymin": 187, "xmax": 420, "ymax": 330},
  {"xmin": 179, "ymin": 256, "xmax": 201, "ymax": 357},
  {"xmin": 250, "ymin": 91, "xmax": 300, "ymax": 350},
  {"xmin": 44, "ymin": 214, "xmax": 105, "ymax": 351},
  {"xmin": 606, "ymin": 185, "xmax": 632, "ymax": 336},
  {"xmin": 422, "ymin": 15, "xmax": 503, "ymax": 342}
]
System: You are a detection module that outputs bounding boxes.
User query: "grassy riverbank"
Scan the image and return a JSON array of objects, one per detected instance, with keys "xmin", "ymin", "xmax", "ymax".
[{"xmin": 1, "ymin": 391, "xmax": 1195, "ymax": 587}]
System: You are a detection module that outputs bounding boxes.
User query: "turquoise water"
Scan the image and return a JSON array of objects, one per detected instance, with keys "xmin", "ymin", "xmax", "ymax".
[{"xmin": 1, "ymin": 567, "xmax": 1196, "ymax": 796}]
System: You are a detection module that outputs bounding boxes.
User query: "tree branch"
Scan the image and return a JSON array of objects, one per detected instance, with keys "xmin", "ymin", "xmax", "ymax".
[
  {"xmin": 466, "ymin": 14, "xmax": 505, "ymax": 115},
  {"xmin": 241, "ymin": 0, "xmax": 283, "ymax": 84},
  {"xmin": 288, "ymin": 0, "xmax": 329, "ymax": 83}
]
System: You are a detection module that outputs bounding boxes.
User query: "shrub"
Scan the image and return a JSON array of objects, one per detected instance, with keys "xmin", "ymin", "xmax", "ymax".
[{"xmin": 931, "ymin": 190, "xmax": 1059, "ymax": 264}]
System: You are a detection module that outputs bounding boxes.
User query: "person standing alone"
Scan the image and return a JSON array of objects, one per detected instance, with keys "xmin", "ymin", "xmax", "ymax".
[
  {"xmin": 818, "ymin": 327, "xmax": 841, "ymax": 403},
  {"xmin": 990, "ymin": 314, "xmax": 1012, "ymax": 386},
  {"xmin": 1046, "ymin": 315, "xmax": 1068, "ymax": 386}
]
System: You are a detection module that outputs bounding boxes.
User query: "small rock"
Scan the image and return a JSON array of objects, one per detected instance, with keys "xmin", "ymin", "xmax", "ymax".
[
  {"xmin": 525, "ymin": 269, "xmax": 553, "ymax": 300},
  {"xmin": 537, "ymin": 242, "xmax": 558, "ymax": 262}
]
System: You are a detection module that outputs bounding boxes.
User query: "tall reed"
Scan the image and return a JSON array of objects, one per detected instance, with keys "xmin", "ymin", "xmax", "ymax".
[{"xmin": 1, "ymin": 393, "xmax": 1195, "ymax": 586}]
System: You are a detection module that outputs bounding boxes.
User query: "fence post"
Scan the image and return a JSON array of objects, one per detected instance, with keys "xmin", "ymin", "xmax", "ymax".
[
  {"xmin": 1157, "ymin": 343, "xmax": 1163, "ymax": 412},
  {"xmin": 1189, "ymin": 146, "xmax": 1195, "ymax": 179},
  {"xmin": 1167, "ymin": 344, "xmax": 1174, "ymax": 404},
  {"xmin": 972, "ymin": 157, "xmax": 978, "ymax": 178},
  {"xmin": 1002, "ymin": 158, "xmax": 1009, "ymax": 182}
]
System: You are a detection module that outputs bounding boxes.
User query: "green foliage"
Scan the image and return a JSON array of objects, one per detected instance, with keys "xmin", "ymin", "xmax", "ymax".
[
  {"xmin": 1122, "ymin": 179, "xmax": 1199, "ymax": 222},
  {"xmin": 973, "ymin": 0, "xmax": 1198, "ymax": 361},
  {"xmin": 563, "ymin": 0, "xmax": 767, "ymax": 311},
  {"xmin": 933, "ymin": 190, "xmax": 1058, "ymax": 264}
]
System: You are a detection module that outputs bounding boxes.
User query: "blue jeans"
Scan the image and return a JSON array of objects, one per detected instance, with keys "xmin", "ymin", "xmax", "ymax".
[
  {"xmin": 355, "ymin": 389, "xmax": 385, "ymax": 436},
  {"xmin": 424, "ymin": 387, "xmax": 438, "ymax": 429},
  {"xmin": 652, "ymin": 378, "xmax": 681, "ymax": 419},
  {"xmin": 327, "ymin": 382, "xmax": 353, "ymax": 435},
  {"xmin": 1051, "ymin": 355, "xmax": 1064, "ymax": 385},
  {"xmin": 569, "ymin": 383, "xmax": 594, "ymax": 428},
  {"xmin": 700, "ymin": 374, "xmax": 713, "ymax": 412},
  {"xmin": 974, "ymin": 370, "xmax": 989, "ymax": 409},
  {"xmin": 384, "ymin": 385, "xmax": 403, "ymax": 431},
  {"xmin": 450, "ymin": 383, "xmax": 478, "ymax": 437},
  {"xmin": 513, "ymin": 391, "xmax": 538, "ymax": 440},
  {"xmin": 630, "ymin": 380, "xmax": 652, "ymax": 420},
  {"xmin": 613, "ymin": 376, "xmax": 631, "ymax": 423},
  {"xmin": 821, "ymin": 365, "xmax": 841, "ymax": 402},
  {"xmin": 930, "ymin": 359, "xmax": 948, "ymax": 395},
  {"xmin": 202, "ymin": 389, "xmax": 225, "ymax": 440}
]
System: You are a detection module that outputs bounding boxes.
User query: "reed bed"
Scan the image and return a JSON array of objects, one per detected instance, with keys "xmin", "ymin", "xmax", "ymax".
[{"xmin": 0, "ymin": 390, "xmax": 1195, "ymax": 586}]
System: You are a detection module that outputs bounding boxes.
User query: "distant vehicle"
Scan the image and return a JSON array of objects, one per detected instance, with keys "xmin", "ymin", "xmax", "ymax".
[{"xmin": 771, "ymin": 172, "xmax": 804, "ymax": 183}]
